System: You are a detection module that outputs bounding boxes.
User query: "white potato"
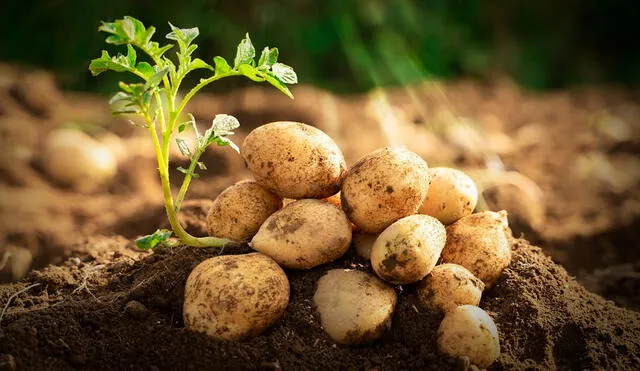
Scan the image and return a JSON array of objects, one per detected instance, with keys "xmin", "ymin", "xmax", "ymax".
[
  {"xmin": 419, "ymin": 167, "xmax": 478, "ymax": 225},
  {"xmin": 416, "ymin": 263, "xmax": 484, "ymax": 313}
]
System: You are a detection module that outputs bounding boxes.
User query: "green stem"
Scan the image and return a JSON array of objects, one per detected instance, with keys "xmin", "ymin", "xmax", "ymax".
[
  {"xmin": 174, "ymin": 149, "xmax": 204, "ymax": 211},
  {"xmin": 175, "ymin": 71, "xmax": 240, "ymax": 118}
]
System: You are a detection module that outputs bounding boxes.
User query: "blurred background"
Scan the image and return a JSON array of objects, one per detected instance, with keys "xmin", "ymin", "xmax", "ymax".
[{"xmin": 2, "ymin": 0, "xmax": 639, "ymax": 93}]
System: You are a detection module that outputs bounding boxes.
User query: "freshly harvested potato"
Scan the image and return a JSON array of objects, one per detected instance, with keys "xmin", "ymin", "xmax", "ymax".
[
  {"xmin": 353, "ymin": 230, "xmax": 378, "ymax": 259},
  {"xmin": 314, "ymin": 269, "xmax": 397, "ymax": 345},
  {"xmin": 340, "ymin": 147, "xmax": 429, "ymax": 233},
  {"xmin": 42, "ymin": 128, "xmax": 117, "ymax": 191},
  {"xmin": 416, "ymin": 264, "xmax": 484, "ymax": 313},
  {"xmin": 441, "ymin": 211, "xmax": 511, "ymax": 287},
  {"xmin": 437, "ymin": 305, "xmax": 500, "ymax": 368},
  {"xmin": 241, "ymin": 121, "xmax": 347, "ymax": 198},
  {"xmin": 207, "ymin": 180, "xmax": 283, "ymax": 241},
  {"xmin": 183, "ymin": 253, "xmax": 289, "ymax": 341},
  {"xmin": 419, "ymin": 167, "xmax": 478, "ymax": 225},
  {"xmin": 370, "ymin": 214, "xmax": 446, "ymax": 285},
  {"xmin": 251, "ymin": 199, "xmax": 352, "ymax": 269}
]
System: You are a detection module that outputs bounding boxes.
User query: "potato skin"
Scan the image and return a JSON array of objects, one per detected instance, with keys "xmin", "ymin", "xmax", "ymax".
[
  {"xmin": 416, "ymin": 263, "xmax": 484, "ymax": 313},
  {"xmin": 183, "ymin": 253, "xmax": 289, "ymax": 341},
  {"xmin": 313, "ymin": 269, "xmax": 397, "ymax": 345},
  {"xmin": 241, "ymin": 121, "xmax": 347, "ymax": 198},
  {"xmin": 340, "ymin": 147, "xmax": 429, "ymax": 233},
  {"xmin": 370, "ymin": 214, "xmax": 446, "ymax": 285},
  {"xmin": 437, "ymin": 305, "xmax": 500, "ymax": 368},
  {"xmin": 441, "ymin": 211, "xmax": 511, "ymax": 287},
  {"xmin": 207, "ymin": 180, "xmax": 283, "ymax": 241},
  {"xmin": 251, "ymin": 199, "xmax": 352, "ymax": 269},
  {"xmin": 419, "ymin": 167, "xmax": 478, "ymax": 225}
]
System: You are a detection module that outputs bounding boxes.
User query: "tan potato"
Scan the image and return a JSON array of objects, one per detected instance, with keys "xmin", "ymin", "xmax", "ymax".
[
  {"xmin": 241, "ymin": 121, "xmax": 347, "ymax": 198},
  {"xmin": 416, "ymin": 264, "xmax": 484, "ymax": 313},
  {"xmin": 183, "ymin": 253, "xmax": 289, "ymax": 341},
  {"xmin": 441, "ymin": 211, "xmax": 511, "ymax": 287},
  {"xmin": 42, "ymin": 128, "xmax": 117, "ymax": 191},
  {"xmin": 437, "ymin": 305, "xmax": 500, "ymax": 368},
  {"xmin": 340, "ymin": 147, "xmax": 429, "ymax": 233},
  {"xmin": 251, "ymin": 199, "xmax": 352, "ymax": 269},
  {"xmin": 370, "ymin": 214, "xmax": 446, "ymax": 285},
  {"xmin": 353, "ymin": 230, "xmax": 378, "ymax": 259},
  {"xmin": 313, "ymin": 269, "xmax": 397, "ymax": 345},
  {"xmin": 207, "ymin": 180, "xmax": 283, "ymax": 241},
  {"xmin": 419, "ymin": 167, "xmax": 478, "ymax": 225}
]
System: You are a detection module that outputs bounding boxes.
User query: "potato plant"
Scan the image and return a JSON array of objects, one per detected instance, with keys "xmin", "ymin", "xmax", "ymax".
[{"xmin": 90, "ymin": 16, "xmax": 298, "ymax": 249}]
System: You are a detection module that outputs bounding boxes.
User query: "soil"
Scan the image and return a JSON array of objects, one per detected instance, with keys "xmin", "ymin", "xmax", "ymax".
[{"xmin": 1, "ymin": 64, "xmax": 640, "ymax": 369}]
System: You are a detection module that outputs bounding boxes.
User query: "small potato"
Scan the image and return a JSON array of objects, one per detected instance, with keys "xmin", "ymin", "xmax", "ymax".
[
  {"xmin": 42, "ymin": 128, "xmax": 117, "ymax": 191},
  {"xmin": 419, "ymin": 167, "xmax": 478, "ymax": 225},
  {"xmin": 370, "ymin": 214, "xmax": 446, "ymax": 285},
  {"xmin": 416, "ymin": 264, "xmax": 484, "ymax": 313},
  {"xmin": 251, "ymin": 199, "xmax": 352, "ymax": 269},
  {"xmin": 441, "ymin": 211, "xmax": 511, "ymax": 287},
  {"xmin": 207, "ymin": 180, "xmax": 283, "ymax": 241},
  {"xmin": 437, "ymin": 305, "xmax": 500, "ymax": 368},
  {"xmin": 353, "ymin": 230, "xmax": 378, "ymax": 259},
  {"xmin": 314, "ymin": 269, "xmax": 397, "ymax": 345},
  {"xmin": 183, "ymin": 253, "xmax": 289, "ymax": 341},
  {"xmin": 341, "ymin": 147, "xmax": 429, "ymax": 233},
  {"xmin": 241, "ymin": 121, "xmax": 347, "ymax": 198}
]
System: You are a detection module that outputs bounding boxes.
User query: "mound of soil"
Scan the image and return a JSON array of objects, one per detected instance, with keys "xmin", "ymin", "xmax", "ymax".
[{"xmin": 1, "ymin": 235, "xmax": 639, "ymax": 370}]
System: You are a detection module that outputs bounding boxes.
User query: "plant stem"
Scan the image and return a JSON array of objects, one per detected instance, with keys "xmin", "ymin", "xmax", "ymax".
[
  {"xmin": 174, "ymin": 71, "xmax": 239, "ymax": 118},
  {"xmin": 174, "ymin": 149, "xmax": 204, "ymax": 211}
]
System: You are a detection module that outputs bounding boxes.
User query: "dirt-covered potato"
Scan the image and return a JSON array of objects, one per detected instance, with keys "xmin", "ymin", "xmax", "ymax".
[
  {"xmin": 340, "ymin": 147, "xmax": 429, "ymax": 233},
  {"xmin": 313, "ymin": 269, "xmax": 397, "ymax": 345},
  {"xmin": 419, "ymin": 167, "xmax": 478, "ymax": 225},
  {"xmin": 416, "ymin": 264, "xmax": 484, "ymax": 313},
  {"xmin": 437, "ymin": 305, "xmax": 500, "ymax": 368},
  {"xmin": 241, "ymin": 121, "xmax": 347, "ymax": 198},
  {"xmin": 42, "ymin": 128, "xmax": 117, "ymax": 191},
  {"xmin": 206, "ymin": 180, "xmax": 283, "ymax": 241},
  {"xmin": 353, "ymin": 230, "xmax": 378, "ymax": 259},
  {"xmin": 370, "ymin": 214, "xmax": 446, "ymax": 285},
  {"xmin": 251, "ymin": 199, "xmax": 352, "ymax": 269},
  {"xmin": 183, "ymin": 253, "xmax": 289, "ymax": 341},
  {"xmin": 441, "ymin": 211, "xmax": 511, "ymax": 287}
]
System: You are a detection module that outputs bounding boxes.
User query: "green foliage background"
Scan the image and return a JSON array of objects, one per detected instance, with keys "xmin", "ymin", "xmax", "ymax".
[{"xmin": 2, "ymin": 0, "xmax": 638, "ymax": 93}]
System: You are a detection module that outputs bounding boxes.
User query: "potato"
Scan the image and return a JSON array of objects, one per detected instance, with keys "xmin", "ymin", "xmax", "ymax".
[
  {"xmin": 251, "ymin": 199, "xmax": 352, "ymax": 269},
  {"xmin": 419, "ymin": 167, "xmax": 478, "ymax": 225},
  {"xmin": 441, "ymin": 211, "xmax": 511, "ymax": 287},
  {"xmin": 370, "ymin": 214, "xmax": 446, "ymax": 285},
  {"xmin": 340, "ymin": 147, "xmax": 429, "ymax": 233},
  {"xmin": 416, "ymin": 264, "xmax": 484, "ymax": 313},
  {"xmin": 353, "ymin": 230, "xmax": 378, "ymax": 259},
  {"xmin": 207, "ymin": 180, "xmax": 283, "ymax": 241},
  {"xmin": 241, "ymin": 121, "xmax": 346, "ymax": 198},
  {"xmin": 183, "ymin": 253, "xmax": 289, "ymax": 341},
  {"xmin": 42, "ymin": 128, "xmax": 117, "ymax": 191},
  {"xmin": 313, "ymin": 269, "xmax": 397, "ymax": 345},
  {"xmin": 437, "ymin": 305, "xmax": 500, "ymax": 368}
]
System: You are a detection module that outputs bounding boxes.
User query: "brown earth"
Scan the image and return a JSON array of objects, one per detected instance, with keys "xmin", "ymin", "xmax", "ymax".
[{"xmin": 1, "ymin": 64, "xmax": 639, "ymax": 369}]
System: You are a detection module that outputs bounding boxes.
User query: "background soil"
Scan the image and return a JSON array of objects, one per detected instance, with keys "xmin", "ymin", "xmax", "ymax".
[{"xmin": 1, "ymin": 65, "xmax": 639, "ymax": 370}]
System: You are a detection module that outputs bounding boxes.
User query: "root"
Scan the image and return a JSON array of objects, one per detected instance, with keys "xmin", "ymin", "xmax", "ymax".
[
  {"xmin": 71, "ymin": 264, "xmax": 106, "ymax": 302},
  {"xmin": 0, "ymin": 283, "xmax": 41, "ymax": 329}
]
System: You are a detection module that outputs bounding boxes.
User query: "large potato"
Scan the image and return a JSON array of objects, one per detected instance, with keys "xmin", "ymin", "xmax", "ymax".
[
  {"xmin": 370, "ymin": 214, "xmax": 446, "ymax": 285},
  {"xmin": 441, "ymin": 211, "xmax": 511, "ymax": 287},
  {"xmin": 42, "ymin": 128, "xmax": 117, "ymax": 191},
  {"xmin": 416, "ymin": 263, "xmax": 484, "ymax": 313},
  {"xmin": 340, "ymin": 147, "xmax": 429, "ymax": 233},
  {"xmin": 437, "ymin": 305, "xmax": 500, "ymax": 368},
  {"xmin": 206, "ymin": 180, "xmax": 283, "ymax": 241},
  {"xmin": 183, "ymin": 253, "xmax": 289, "ymax": 341},
  {"xmin": 314, "ymin": 269, "xmax": 397, "ymax": 345},
  {"xmin": 419, "ymin": 167, "xmax": 478, "ymax": 225},
  {"xmin": 241, "ymin": 121, "xmax": 346, "ymax": 198},
  {"xmin": 251, "ymin": 199, "xmax": 352, "ymax": 269}
]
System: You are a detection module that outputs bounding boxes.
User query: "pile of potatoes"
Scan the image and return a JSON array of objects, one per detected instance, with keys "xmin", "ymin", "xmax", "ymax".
[{"xmin": 183, "ymin": 121, "xmax": 511, "ymax": 368}]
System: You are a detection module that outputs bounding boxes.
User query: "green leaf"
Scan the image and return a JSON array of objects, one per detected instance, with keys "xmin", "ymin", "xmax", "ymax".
[
  {"xmin": 271, "ymin": 63, "xmax": 298, "ymax": 84},
  {"xmin": 98, "ymin": 17, "xmax": 173, "ymax": 59},
  {"xmin": 178, "ymin": 124, "xmax": 186, "ymax": 133},
  {"xmin": 135, "ymin": 62, "xmax": 155, "ymax": 79},
  {"xmin": 89, "ymin": 51, "xmax": 130, "ymax": 76},
  {"xmin": 197, "ymin": 162, "xmax": 207, "ymax": 170},
  {"xmin": 144, "ymin": 67, "xmax": 169, "ymax": 89},
  {"xmin": 237, "ymin": 64, "xmax": 264, "ymax": 82},
  {"xmin": 258, "ymin": 47, "xmax": 278, "ymax": 68},
  {"xmin": 213, "ymin": 56, "xmax": 232, "ymax": 75},
  {"xmin": 234, "ymin": 33, "xmax": 255, "ymax": 68},
  {"xmin": 175, "ymin": 138, "xmax": 192, "ymax": 158},
  {"xmin": 189, "ymin": 58, "xmax": 213, "ymax": 71},
  {"xmin": 108, "ymin": 91, "xmax": 131, "ymax": 105},
  {"xmin": 262, "ymin": 72, "xmax": 294, "ymax": 99},
  {"xmin": 211, "ymin": 114, "xmax": 240, "ymax": 134},
  {"xmin": 166, "ymin": 23, "xmax": 199, "ymax": 47},
  {"xmin": 135, "ymin": 229, "xmax": 172, "ymax": 250},
  {"xmin": 126, "ymin": 44, "xmax": 137, "ymax": 66}
]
